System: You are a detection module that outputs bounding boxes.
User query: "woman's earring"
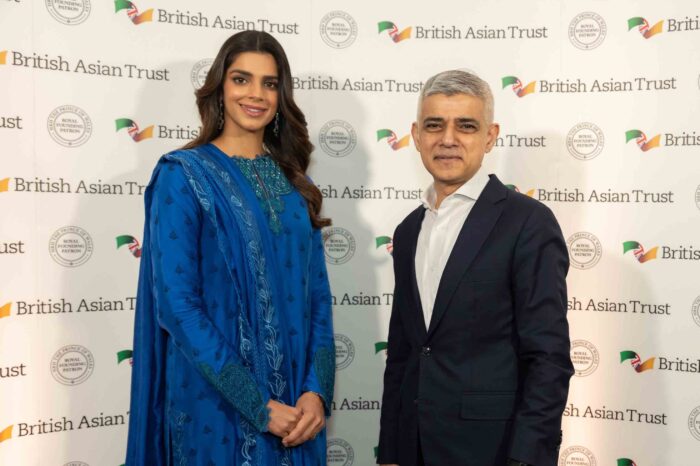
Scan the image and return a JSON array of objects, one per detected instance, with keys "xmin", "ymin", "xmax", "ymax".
[
  {"xmin": 218, "ymin": 99, "xmax": 224, "ymax": 130},
  {"xmin": 273, "ymin": 112, "xmax": 280, "ymax": 137}
]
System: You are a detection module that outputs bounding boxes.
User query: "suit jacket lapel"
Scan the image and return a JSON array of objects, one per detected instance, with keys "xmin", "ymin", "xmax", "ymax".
[
  {"xmin": 427, "ymin": 175, "xmax": 507, "ymax": 338},
  {"xmin": 405, "ymin": 206, "xmax": 428, "ymax": 341}
]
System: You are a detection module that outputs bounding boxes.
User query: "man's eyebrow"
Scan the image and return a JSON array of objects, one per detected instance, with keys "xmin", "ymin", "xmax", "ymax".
[
  {"xmin": 455, "ymin": 117, "xmax": 479, "ymax": 125},
  {"xmin": 422, "ymin": 116, "xmax": 480, "ymax": 125}
]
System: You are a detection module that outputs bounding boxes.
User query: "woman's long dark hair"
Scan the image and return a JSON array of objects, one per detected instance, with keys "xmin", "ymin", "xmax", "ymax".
[{"xmin": 183, "ymin": 30, "xmax": 330, "ymax": 228}]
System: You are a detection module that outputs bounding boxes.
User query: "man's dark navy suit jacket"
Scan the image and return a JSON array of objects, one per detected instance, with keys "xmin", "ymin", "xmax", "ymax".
[{"xmin": 378, "ymin": 175, "xmax": 574, "ymax": 466}]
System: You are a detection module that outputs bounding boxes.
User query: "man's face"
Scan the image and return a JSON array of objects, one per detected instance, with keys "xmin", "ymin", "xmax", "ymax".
[{"xmin": 412, "ymin": 93, "xmax": 499, "ymax": 190}]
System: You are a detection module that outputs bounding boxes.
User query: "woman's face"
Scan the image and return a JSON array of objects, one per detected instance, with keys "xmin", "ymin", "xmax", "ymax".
[{"xmin": 221, "ymin": 51, "xmax": 279, "ymax": 136}]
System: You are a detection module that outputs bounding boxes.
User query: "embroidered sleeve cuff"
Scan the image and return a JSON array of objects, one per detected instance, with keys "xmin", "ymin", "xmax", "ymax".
[
  {"xmin": 302, "ymin": 346, "xmax": 335, "ymax": 416},
  {"xmin": 199, "ymin": 362, "xmax": 270, "ymax": 432}
]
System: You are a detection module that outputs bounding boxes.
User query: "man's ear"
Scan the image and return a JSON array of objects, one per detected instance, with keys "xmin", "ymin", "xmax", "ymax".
[
  {"xmin": 411, "ymin": 122, "xmax": 420, "ymax": 150},
  {"xmin": 485, "ymin": 123, "xmax": 500, "ymax": 153}
]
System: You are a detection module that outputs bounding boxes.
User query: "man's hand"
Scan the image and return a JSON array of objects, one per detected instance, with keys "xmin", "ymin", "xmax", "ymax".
[
  {"xmin": 282, "ymin": 392, "xmax": 325, "ymax": 447},
  {"xmin": 266, "ymin": 399, "xmax": 302, "ymax": 438}
]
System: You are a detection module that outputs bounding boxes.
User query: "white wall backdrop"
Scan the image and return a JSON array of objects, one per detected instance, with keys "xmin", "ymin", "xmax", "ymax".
[{"xmin": 1, "ymin": 1, "xmax": 699, "ymax": 465}]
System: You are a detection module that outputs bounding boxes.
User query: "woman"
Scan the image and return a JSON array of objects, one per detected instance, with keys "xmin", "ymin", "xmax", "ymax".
[{"xmin": 126, "ymin": 31, "xmax": 335, "ymax": 466}]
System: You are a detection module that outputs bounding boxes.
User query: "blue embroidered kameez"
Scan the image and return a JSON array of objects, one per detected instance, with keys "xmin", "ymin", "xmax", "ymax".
[{"xmin": 126, "ymin": 143, "xmax": 335, "ymax": 466}]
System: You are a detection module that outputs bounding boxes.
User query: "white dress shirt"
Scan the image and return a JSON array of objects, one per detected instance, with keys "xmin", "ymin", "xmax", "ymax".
[{"xmin": 415, "ymin": 171, "xmax": 490, "ymax": 330}]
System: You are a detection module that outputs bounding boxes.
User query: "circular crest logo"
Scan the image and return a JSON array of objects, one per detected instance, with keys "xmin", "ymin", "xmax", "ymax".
[
  {"xmin": 566, "ymin": 232, "xmax": 602, "ymax": 270},
  {"xmin": 50, "ymin": 345, "xmax": 94, "ymax": 386},
  {"xmin": 334, "ymin": 334, "xmax": 355, "ymax": 371},
  {"xmin": 568, "ymin": 12, "xmax": 607, "ymax": 50},
  {"xmin": 689, "ymin": 406, "xmax": 700, "ymax": 441},
  {"xmin": 319, "ymin": 11, "xmax": 358, "ymax": 49},
  {"xmin": 319, "ymin": 120, "xmax": 357, "ymax": 157},
  {"xmin": 46, "ymin": 0, "xmax": 91, "ymax": 25},
  {"xmin": 327, "ymin": 438, "xmax": 355, "ymax": 466},
  {"xmin": 570, "ymin": 340, "xmax": 600, "ymax": 377},
  {"xmin": 559, "ymin": 445, "xmax": 597, "ymax": 466},
  {"xmin": 48, "ymin": 226, "xmax": 94, "ymax": 267},
  {"xmin": 692, "ymin": 295, "xmax": 700, "ymax": 328},
  {"xmin": 566, "ymin": 123, "xmax": 604, "ymax": 161},
  {"xmin": 47, "ymin": 105, "xmax": 92, "ymax": 147},
  {"xmin": 190, "ymin": 58, "xmax": 213, "ymax": 89},
  {"xmin": 323, "ymin": 227, "xmax": 356, "ymax": 265}
]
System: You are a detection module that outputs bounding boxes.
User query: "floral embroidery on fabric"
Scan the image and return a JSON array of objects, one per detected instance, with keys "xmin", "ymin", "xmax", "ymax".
[
  {"xmin": 171, "ymin": 410, "xmax": 188, "ymax": 466},
  {"xmin": 197, "ymin": 157, "xmax": 288, "ymax": 401},
  {"xmin": 232, "ymin": 155, "xmax": 292, "ymax": 235},
  {"xmin": 239, "ymin": 420, "xmax": 257, "ymax": 466},
  {"xmin": 238, "ymin": 315, "xmax": 254, "ymax": 365},
  {"xmin": 313, "ymin": 346, "xmax": 336, "ymax": 405},
  {"xmin": 281, "ymin": 451, "xmax": 292, "ymax": 466}
]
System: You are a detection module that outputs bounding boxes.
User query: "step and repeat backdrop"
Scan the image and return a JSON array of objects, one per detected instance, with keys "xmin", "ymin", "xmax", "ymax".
[{"xmin": 1, "ymin": 0, "xmax": 699, "ymax": 465}]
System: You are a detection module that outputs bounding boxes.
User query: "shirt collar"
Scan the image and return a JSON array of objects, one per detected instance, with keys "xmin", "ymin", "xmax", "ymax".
[{"xmin": 420, "ymin": 171, "xmax": 490, "ymax": 211}]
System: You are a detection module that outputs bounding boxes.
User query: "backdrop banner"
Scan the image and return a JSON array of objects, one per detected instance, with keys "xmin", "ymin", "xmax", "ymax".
[{"xmin": 1, "ymin": 1, "xmax": 699, "ymax": 465}]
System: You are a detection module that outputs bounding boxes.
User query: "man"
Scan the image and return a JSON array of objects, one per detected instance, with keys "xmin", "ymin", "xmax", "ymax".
[{"xmin": 377, "ymin": 70, "xmax": 573, "ymax": 466}]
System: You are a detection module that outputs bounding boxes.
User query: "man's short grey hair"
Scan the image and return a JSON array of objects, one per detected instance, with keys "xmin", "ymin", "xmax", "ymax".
[{"xmin": 417, "ymin": 69, "xmax": 495, "ymax": 123}]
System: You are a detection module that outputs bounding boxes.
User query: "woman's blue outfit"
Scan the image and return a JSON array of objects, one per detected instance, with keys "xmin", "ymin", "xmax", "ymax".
[{"xmin": 126, "ymin": 143, "xmax": 335, "ymax": 466}]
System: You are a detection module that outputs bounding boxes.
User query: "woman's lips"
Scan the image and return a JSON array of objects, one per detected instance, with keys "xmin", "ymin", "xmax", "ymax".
[{"xmin": 240, "ymin": 104, "xmax": 267, "ymax": 117}]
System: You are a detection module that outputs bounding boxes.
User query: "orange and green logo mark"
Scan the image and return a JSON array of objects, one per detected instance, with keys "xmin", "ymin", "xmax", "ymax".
[
  {"xmin": 375, "ymin": 236, "xmax": 393, "ymax": 256},
  {"xmin": 116, "ymin": 235, "xmax": 142, "ymax": 258},
  {"xmin": 0, "ymin": 302, "xmax": 11, "ymax": 319},
  {"xmin": 377, "ymin": 129, "xmax": 410, "ymax": 150},
  {"xmin": 378, "ymin": 21, "xmax": 412, "ymax": 42},
  {"xmin": 623, "ymin": 241, "xmax": 658, "ymax": 263},
  {"xmin": 618, "ymin": 459, "xmax": 637, "ymax": 466},
  {"xmin": 375, "ymin": 341, "xmax": 388, "ymax": 354},
  {"xmin": 505, "ymin": 184, "xmax": 535, "ymax": 197},
  {"xmin": 620, "ymin": 350, "xmax": 655, "ymax": 373},
  {"xmin": 628, "ymin": 17, "xmax": 663, "ymax": 39},
  {"xmin": 0, "ymin": 50, "xmax": 7, "ymax": 65},
  {"xmin": 117, "ymin": 349, "xmax": 133, "ymax": 365},
  {"xmin": 0, "ymin": 425, "xmax": 12, "ymax": 444},
  {"xmin": 116, "ymin": 118, "xmax": 153, "ymax": 142},
  {"xmin": 114, "ymin": 0, "xmax": 154, "ymax": 25},
  {"xmin": 501, "ymin": 76, "xmax": 536, "ymax": 98},
  {"xmin": 0, "ymin": 178, "xmax": 9, "ymax": 193},
  {"xmin": 626, "ymin": 129, "xmax": 660, "ymax": 152}
]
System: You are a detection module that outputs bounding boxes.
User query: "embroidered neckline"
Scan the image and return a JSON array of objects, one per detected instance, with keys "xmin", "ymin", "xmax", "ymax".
[
  {"xmin": 207, "ymin": 141, "xmax": 268, "ymax": 160},
  {"xmin": 227, "ymin": 153, "xmax": 270, "ymax": 161},
  {"xmin": 231, "ymin": 155, "xmax": 292, "ymax": 235}
]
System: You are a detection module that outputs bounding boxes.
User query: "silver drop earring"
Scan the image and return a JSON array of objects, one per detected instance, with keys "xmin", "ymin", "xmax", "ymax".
[
  {"xmin": 273, "ymin": 112, "xmax": 280, "ymax": 137},
  {"xmin": 218, "ymin": 98, "xmax": 224, "ymax": 130}
]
